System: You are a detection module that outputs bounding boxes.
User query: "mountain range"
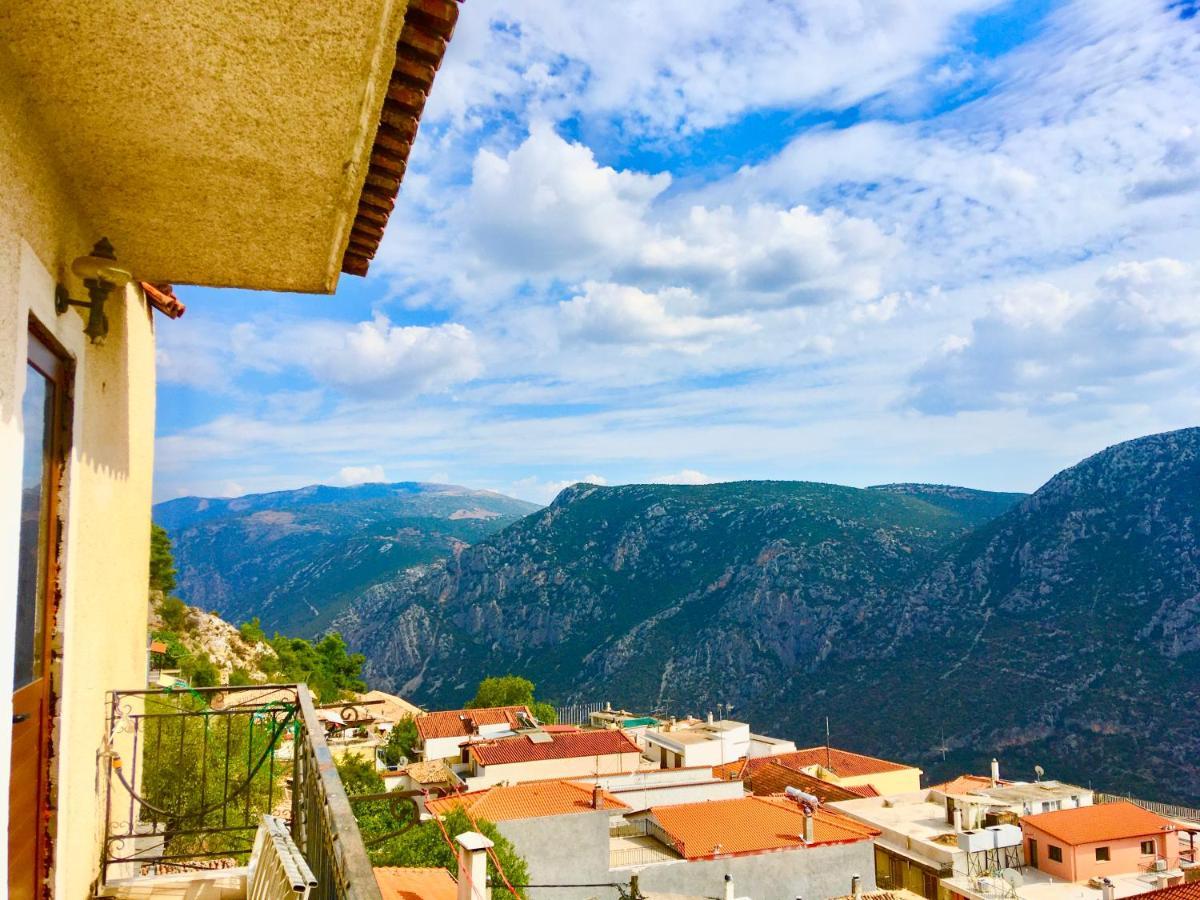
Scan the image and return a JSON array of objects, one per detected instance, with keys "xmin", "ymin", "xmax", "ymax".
[
  {"xmin": 154, "ymin": 482, "xmax": 539, "ymax": 636},
  {"xmin": 158, "ymin": 428, "xmax": 1200, "ymax": 803}
]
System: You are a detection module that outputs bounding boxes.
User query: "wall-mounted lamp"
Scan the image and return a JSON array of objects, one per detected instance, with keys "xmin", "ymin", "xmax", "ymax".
[{"xmin": 55, "ymin": 237, "xmax": 132, "ymax": 345}]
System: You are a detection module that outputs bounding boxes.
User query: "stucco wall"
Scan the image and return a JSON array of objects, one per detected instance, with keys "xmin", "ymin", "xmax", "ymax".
[
  {"xmin": 1, "ymin": 52, "xmax": 156, "ymax": 898},
  {"xmin": 1025, "ymin": 824, "xmax": 1178, "ymax": 883},
  {"xmin": 496, "ymin": 812, "xmax": 613, "ymax": 900},
  {"xmin": 632, "ymin": 840, "xmax": 877, "ymax": 900}
]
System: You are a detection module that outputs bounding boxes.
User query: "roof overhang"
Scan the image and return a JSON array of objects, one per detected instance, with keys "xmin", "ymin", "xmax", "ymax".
[{"xmin": 1, "ymin": 0, "xmax": 458, "ymax": 294}]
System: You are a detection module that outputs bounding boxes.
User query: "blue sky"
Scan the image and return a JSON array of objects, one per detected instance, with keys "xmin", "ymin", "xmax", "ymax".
[{"xmin": 154, "ymin": 0, "xmax": 1200, "ymax": 504}]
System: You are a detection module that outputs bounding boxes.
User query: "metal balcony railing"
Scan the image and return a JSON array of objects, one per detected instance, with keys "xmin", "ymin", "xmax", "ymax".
[{"xmin": 100, "ymin": 683, "xmax": 381, "ymax": 899}]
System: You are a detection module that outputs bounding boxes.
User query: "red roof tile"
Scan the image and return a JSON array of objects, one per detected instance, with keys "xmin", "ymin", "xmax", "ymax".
[
  {"xmin": 469, "ymin": 730, "xmax": 641, "ymax": 767},
  {"xmin": 426, "ymin": 779, "xmax": 629, "ymax": 821},
  {"xmin": 649, "ymin": 796, "xmax": 880, "ymax": 860},
  {"xmin": 415, "ymin": 706, "xmax": 531, "ymax": 740},
  {"xmin": 715, "ymin": 747, "xmax": 913, "ymax": 783},
  {"xmin": 930, "ymin": 774, "xmax": 1009, "ymax": 794},
  {"xmin": 747, "ymin": 763, "xmax": 865, "ymax": 802},
  {"xmin": 1022, "ymin": 801, "xmax": 1177, "ymax": 845},
  {"xmin": 374, "ymin": 867, "xmax": 457, "ymax": 900},
  {"xmin": 1136, "ymin": 885, "xmax": 1200, "ymax": 900},
  {"xmin": 141, "ymin": 282, "xmax": 185, "ymax": 319}
]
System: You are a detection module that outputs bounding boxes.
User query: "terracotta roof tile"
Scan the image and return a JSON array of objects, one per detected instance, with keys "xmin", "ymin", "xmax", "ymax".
[
  {"xmin": 426, "ymin": 779, "xmax": 629, "ymax": 821},
  {"xmin": 1022, "ymin": 801, "xmax": 1177, "ymax": 845},
  {"xmin": 1136, "ymin": 885, "xmax": 1200, "ymax": 900},
  {"xmin": 415, "ymin": 706, "xmax": 531, "ymax": 740},
  {"xmin": 141, "ymin": 282, "xmax": 185, "ymax": 319},
  {"xmin": 649, "ymin": 796, "xmax": 880, "ymax": 860},
  {"xmin": 343, "ymin": 0, "xmax": 461, "ymax": 277},
  {"xmin": 374, "ymin": 867, "xmax": 457, "ymax": 900},
  {"xmin": 402, "ymin": 759, "xmax": 456, "ymax": 786},
  {"xmin": 715, "ymin": 747, "xmax": 913, "ymax": 783},
  {"xmin": 747, "ymin": 762, "xmax": 865, "ymax": 802},
  {"xmin": 469, "ymin": 729, "xmax": 640, "ymax": 767},
  {"xmin": 930, "ymin": 775, "xmax": 1009, "ymax": 794}
]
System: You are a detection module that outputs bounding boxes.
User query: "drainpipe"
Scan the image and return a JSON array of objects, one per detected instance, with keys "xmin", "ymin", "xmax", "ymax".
[
  {"xmin": 457, "ymin": 831, "xmax": 494, "ymax": 900},
  {"xmin": 724, "ymin": 874, "xmax": 735, "ymax": 900},
  {"xmin": 852, "ymin": 875, "xmax": 862, "ymax": 899}
]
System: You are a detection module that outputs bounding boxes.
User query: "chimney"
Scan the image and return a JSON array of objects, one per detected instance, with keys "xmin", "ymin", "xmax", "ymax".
[
  {"xmin": 707, "ymin": 711, "xmax": 715, "ymax": 724},
  {"xmin": 803, "ymin": 810, "xmax": 815, "ymax": 844},
  {"xmin": 991, "ymin": 758, "xmax": 1000, "ymax": 787},
  {"xmin": 592, "ymin": 784, "xmax": 604, "ymax": 809},
  {"xmin": 851, "ymin": 876, "xmax": 862, "ymax": 900},
  {"xmin": 724, "ymin": 874, "xmax": 735, "ymax": 900},
  {"xmin": 1101, "ymin": 878, "xmax": 1115, "ymax": 900},
  {"xmin": 456, "ymin": 831, "xmax": 493, "ymax": 900},
  {"xmin": 605, "ymin": 701, "xmax": 612, "ymax": 712},
  {"xmin": 952, "ymin": 806, "xmax": 963, "ymax": 832}
]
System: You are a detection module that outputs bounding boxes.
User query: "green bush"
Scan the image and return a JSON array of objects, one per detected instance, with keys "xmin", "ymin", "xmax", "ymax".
[
  {"xmin": 467, "ymin": 675, "xmax": 557, "ymax": 724},
  {"xmin": 379, "ymin": 717, "xmax": 417, "ymax": 767},
  {"xmin": 149, "ymin": 524, "xmax": 177, "ymax": 593}
]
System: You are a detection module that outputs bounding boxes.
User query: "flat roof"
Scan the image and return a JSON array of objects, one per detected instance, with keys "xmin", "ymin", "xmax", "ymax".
[{"xmin": 972, "ymin": 781, "xmax": 1090, "ymax": 805}]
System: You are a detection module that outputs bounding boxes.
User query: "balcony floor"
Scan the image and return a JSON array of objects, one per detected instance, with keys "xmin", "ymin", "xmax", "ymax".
[{"xmin": 98, "ymin": 868, "xmax": 246, "ymax": 899}]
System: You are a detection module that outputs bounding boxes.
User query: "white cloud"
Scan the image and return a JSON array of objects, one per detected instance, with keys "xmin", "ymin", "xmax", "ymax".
[
  {"xmin": 336, "ymin": 465, "xmax": 387, "ymax": 485},
  {"xmin": 558, "ymin": 283, "xmax": 757, "ymax": 350},
  {"xmin": 429, "ymin": 0, "xmax": 999, "ymax": 137},
  {"xmin": 653, "ymin": 469, "xmax": 717, "ymax": 485},
  {"xmin": 510, "ymin": 473, "xmax": 607, "ymax": 504},
  {"xmin": 909, "ymin": 258, "xmax": 1200, "ymax": 415}
]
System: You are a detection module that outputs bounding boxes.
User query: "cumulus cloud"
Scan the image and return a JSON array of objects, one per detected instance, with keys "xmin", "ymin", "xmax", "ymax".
[
  {"xmin": 908, "ymin": 259, "xmax": 1200, "ymax": 415},
  {"xmin": 558, "ymin": 283, "xmax": 757, "ymax": 350},
  {"xmin": 336, "ymin": 465, "xmax": 387, "ymax": 485},
  {"xmin": 459, "ymin": 126, "xmax": 894, "ymax": 311}
]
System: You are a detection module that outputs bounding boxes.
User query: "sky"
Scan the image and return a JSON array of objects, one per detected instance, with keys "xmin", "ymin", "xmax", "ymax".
[{"xmin": 154, "ymin": 0, "xmax": 1200, "ymax": 505}]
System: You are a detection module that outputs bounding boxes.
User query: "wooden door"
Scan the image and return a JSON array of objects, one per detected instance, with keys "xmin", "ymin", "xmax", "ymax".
[{"xmin": 9, "ymin": 327, "xmax": 67, "ymax": 900}]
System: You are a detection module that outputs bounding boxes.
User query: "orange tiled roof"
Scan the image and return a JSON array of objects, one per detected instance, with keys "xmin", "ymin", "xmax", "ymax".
[
  {"xmin": 426, "ymin": 779, "xmax": 629, "ymax": 821},
  {"xmin": 714, "ymin": 747, "xmax": 912, "ymax": 783},
  {"xmin": 1136, "ymin": 884, "xmax": 1200, "ymax": 900},
  {"xmin": 374, "ymin": 867, "xmax": 457, "ymax": 900},
  {"xmin": 747, "ymin": 762, "xmax": 865, "ymax": 802},
  {"xmin": 415, "ymin": 706, "xmax": 531, "ymax": 740},
  {"xmin": 1022, "ymin": 801, "xmax": 1177, "ymax": 845},
  {"xmin": 930, "ymin": 774, "xmax": 1009, "ymax": 794},
  {"xmin": 649, "ymin": 796, "xmax": 880, "ymax": 860},
  {"xmin": 469, "ymin": 729, "xmax": 640, "ymax": 767}
]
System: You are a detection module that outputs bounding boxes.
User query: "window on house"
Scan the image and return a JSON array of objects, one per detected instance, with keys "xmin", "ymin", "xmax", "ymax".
[
  {"xmin": 1048, "ymin": 845, "xmax": 1063, "ymax": 863},
  {"xmin": 1096, "ymin": 847, "xmax": 1110, "ymax": 862},
  {"xmin": 1142, "ymin": 841, "xmax": 1156, "ymax": 855}
]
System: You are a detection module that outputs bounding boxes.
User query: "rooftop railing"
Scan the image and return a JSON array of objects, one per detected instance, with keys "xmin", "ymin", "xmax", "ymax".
[{"xmin": 100, "ymin": 683, "xmax": 381, "ymax": 900}]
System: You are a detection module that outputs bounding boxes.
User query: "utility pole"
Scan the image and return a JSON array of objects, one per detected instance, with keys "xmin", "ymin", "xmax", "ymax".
[{"xmin": 825, "ymin": 716, "xmax": 831, "ymax": 769}]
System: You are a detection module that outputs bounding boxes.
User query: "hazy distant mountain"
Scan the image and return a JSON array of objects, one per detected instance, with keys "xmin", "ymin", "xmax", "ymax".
[{"xmin": 154, "ymin": 482, "xmax": 540, "ymax": 637}]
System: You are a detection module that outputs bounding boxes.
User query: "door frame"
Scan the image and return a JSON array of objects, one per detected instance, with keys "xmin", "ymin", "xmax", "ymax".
[{"xmin": 11, "ymin": 318, "xmax": 72, "ymax": 900}]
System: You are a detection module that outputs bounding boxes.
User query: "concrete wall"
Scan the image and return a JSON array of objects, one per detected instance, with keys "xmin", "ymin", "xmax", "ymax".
[
  {"xmin": 496, "ymin": 812, "xmax": 613, "ymax": 900},
  {"xmin": 632, "ymin": 840, "xmax": 878, "ymax": 900},
  {"xmin": 1024, "ymin": 823, "xmax": 1178, "ymax": 883},
  {"xmin": 1, "ymin": 51, "xmax": 157, "ymax": 898}
]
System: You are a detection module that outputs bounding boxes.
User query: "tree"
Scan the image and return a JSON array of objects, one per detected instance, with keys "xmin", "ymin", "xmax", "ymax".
[
  {"xmin": 264, "ymin": 632, "xmax": 366, "ymax": 703},
  {"xmin": 336, "ymin": 752, "xmax": 385, "ymax": 795},
  {"xmin": 149, "ymin": 523, "xmax": 178, "ymax": 593},
  {"xmin": 466, "ymin": 675, "xmax": 557, "ymax": 724},
  {"xmin": 371, "ymin": 808, "xmax": 529, "ymax": 898},
  {"xmin": 380, "ymin": 717, "xmax": 417, "ymax": 767}
]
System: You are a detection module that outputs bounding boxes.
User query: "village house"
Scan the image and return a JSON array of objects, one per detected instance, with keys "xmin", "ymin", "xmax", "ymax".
[
  {"xmin": 427, "ymin": 779, "xmax": 629, "ymax": 900},
  {"xmin": 0, "ymin": 1, "xmax": 460, "ymax": 897},
  {"xmin": 621, "ymin": 794, "xmax": 883, "ymax": 900},
  {"xmin": 1021, "ymin": 802, "xmax": 1182, "ymax": 885},
  {"xmin": 717, "ymin": 745, "xmax": 924, "ymax": 797},
  {"xmin": 415, "ymin": 705, "xmax": 537, "ymax": 761},
  {"xmin": 463, "ymin": 729, "xmax": 643, "ymax": 789},
  {"xmin": 581, "ymin": 766, "xmax": 746, "ymax": 812}
]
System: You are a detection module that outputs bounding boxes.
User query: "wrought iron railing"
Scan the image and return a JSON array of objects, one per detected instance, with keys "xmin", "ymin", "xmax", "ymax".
[{"xmin": 100, "ymin": 683, "xmax": 381, "ymax": 899}]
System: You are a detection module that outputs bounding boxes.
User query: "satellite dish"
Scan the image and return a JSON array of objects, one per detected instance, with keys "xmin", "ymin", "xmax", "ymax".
[
  {"xmin": 1000, "ymin": 869, "xmax": 1024, "ymax": 889},
  {"xmin": 1034, "ymin": 765, "xmax": 1045, "ymax": 782}
]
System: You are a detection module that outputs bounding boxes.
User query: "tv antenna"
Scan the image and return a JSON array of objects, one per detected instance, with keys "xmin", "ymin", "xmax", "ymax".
[{"xmin": 938, "ymin": 728, "xmax": 950, "ymax": 762}]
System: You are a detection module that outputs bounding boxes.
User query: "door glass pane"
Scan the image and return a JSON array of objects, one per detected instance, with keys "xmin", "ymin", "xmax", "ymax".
[{"xmin": 14, "ymin": 362, "xmax": 53, "ymax": 689}]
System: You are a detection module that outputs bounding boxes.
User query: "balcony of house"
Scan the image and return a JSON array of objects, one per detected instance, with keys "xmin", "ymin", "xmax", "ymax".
[
  {"xmin": 608, "ymin": 817, "xmax": 683, "ymax": 869},
  {"xmin": 96, "ymin": 684, "xmax": 382, "ymax": 900}
]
